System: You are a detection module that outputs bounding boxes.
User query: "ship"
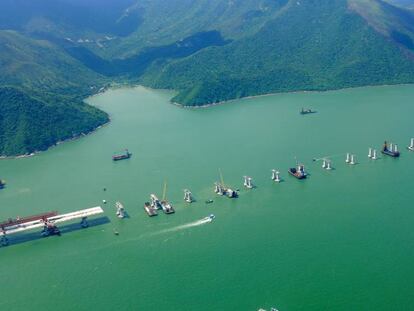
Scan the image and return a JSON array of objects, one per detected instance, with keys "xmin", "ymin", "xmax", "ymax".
[
  {"xmin": 381, "ymin": 141, "xmax": 400, "ymax": 157},
  {"xmin": 160, "ymin": 181, "xmax": 175, "ymax": 214},
  {"xmin": 0, "ymin": 179, "xmax": 5, "ymax": 189},
  {"xmin": 144, "ymin": 202, "xmax": 158, "ymax": 217},
  {"xmin": 288, "ymin": 163, "xmax": 307, "ymax": 179},
  {"xmin": 203, "ymin": 214, "xmax": 215, "ymax": 222},
  {"xmin": 112, "ymin": 149, "xmax": 132, "ymax": 161},
  {"xmin": 300, "ymin": 107, "xmax": 316, "ymax": 115}
]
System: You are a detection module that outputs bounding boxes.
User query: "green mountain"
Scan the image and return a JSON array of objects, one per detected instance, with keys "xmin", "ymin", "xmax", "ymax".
[
  {"xmin": 138, "ymin": 0, "xmax": 414, "ymax": 105},
  {"xmin": 1, "ymin": 0, "xmax": 414, "ymax": 154},
  {"xmin": 0, "ymin": 30, "xmax": 108, "ymax": 156},
  {"xmin": 0, "ymin": 87, "xmax": 107, "ymax": 156}
]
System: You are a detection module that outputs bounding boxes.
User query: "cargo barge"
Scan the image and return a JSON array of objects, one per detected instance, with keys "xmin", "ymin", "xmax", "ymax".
[
  {"xmin": 381, "ymin": 141, "xmax": 400, "ymax": 158},
  {"xmin": 288, "ymin": 163, "xmax": 307, "ymax": 179},
  {"xmin": 144, "ymin": 202, "xmax": 158, "ymax": 217},
  {"xmin": 112, "ymin": 149, "xmax": 132, "ymax": 161}
]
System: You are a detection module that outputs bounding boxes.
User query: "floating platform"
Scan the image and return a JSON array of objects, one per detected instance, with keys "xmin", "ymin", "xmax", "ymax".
[{"xmin": 144, "ymin": 202, "xmax": 158, "ymax": 217}]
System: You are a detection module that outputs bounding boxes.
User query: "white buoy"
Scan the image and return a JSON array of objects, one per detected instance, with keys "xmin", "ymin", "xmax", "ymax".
[
  {"xmin": 275, "ymin": 171, "xmax": 281, "ymax": 182},
  {"xmin": 350, "ymin": 154, "xmax": 356, "ymax": 165},
  {"xmin": 372, "ymin": 149, "xmax": 377, "ymax": 160},
  {"xmin": 322, "ymin": 159, "xmax": 327, "ymax": 169},
  {"xmin": 326, "ymin": 160, "xmax": 332, "ymax": 170},
  {"xmin": 368, "ymin": 148, "xmax": 372, "ymax": 158},
  {"xmin": 409, "ymin": 138, "xmax": 414, "ymax": 151},
  {"xmin": 346, "ymin": 153, "xmax": 351, "ymax": 163}
]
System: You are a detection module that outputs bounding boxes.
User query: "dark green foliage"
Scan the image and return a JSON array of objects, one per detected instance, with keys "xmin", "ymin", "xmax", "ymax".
[
  {"xmin": 141, "ymin": 0, "xmax": 414, "ymax": 106},
  {"xmin": 0, "ymin": 87, "xmax": 108, "ymax": 156}
]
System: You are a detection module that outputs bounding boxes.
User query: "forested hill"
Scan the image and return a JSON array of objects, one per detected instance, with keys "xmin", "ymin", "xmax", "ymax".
[
  {"xmin": 1, "ymin": 0, "xmax": 414, "ymax": 154},
  {"xmin": 139, "ymin": 0, "xmax": 414, "ymax": 105}
]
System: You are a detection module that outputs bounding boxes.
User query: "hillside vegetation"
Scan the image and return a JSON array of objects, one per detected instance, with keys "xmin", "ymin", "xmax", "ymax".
[{"xmin": 1, "ymin": 0, "xmax": 414, "ymax": 154}]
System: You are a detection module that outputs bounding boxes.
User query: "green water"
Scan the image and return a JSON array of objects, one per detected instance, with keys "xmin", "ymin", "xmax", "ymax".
[{"xmin": 1, "ymin": 85, "xmax": 414, "ymax": 311}]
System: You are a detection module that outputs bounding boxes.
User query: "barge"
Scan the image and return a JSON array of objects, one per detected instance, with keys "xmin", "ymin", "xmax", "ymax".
[
  {"xmin": 112, "ymin": 149, "xmax": 132, "ymax": 161},
  {"xmin": 381, "ymin": 141, "xmax": 400, "ymax": 157},
  {"xmin": 144, "ymin": 202, "xmax": 158, "ymax": 217},
  {"xmin": 288, "ymin": 163, "xmax": 307, "ymax": 179}
]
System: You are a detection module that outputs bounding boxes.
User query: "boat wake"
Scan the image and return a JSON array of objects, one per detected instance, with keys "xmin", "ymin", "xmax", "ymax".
[{"xmin": 153, "ymin": 216, "xmax": 214, "ymax": 235}]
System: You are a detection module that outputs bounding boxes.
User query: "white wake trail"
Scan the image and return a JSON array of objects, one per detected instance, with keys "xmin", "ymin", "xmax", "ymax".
[{"xmin": 153, "ymin": 218, "xmax": 213, "ymax": 235}]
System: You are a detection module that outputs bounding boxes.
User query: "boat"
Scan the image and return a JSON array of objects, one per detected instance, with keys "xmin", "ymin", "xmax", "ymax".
[
  {"xmin": 288, "ymin": 163, "xmax": 307, "ymax": 179},
  {"xmin": 160, "ymin": 181, "xmax": 175, "ymax": 214},
  {"xmin": 144, "ymin": 202, "xmax": 158, "ymax": 217},
  {"xmin": 112, "ymin": 149, "xmax": 132, "ymax": 161},
  {"xmin": 381, "ymin": 141, "xmax": 400, "ymax": 157},
  {"xmin": 115, "ymin": 201, "xmax": 126, "ymax": 218},
  {"xmin": 205, "ymin": 199, "xmax": 214, "ymax": 204},
  {"xmin": 300, "ymin": 107, "xmax": 316, "ymax": 115},
  {"xmin": 0, "ymin": 180, "xmax": 5, "ymax": 189},
  {"xmin": 203, "ymin": 214, "xmax": 215, "ymax": 222}
]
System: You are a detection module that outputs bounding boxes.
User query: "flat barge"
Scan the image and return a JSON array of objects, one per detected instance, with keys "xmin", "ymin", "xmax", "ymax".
[
  {"xmin": 381, "ymin": 141, "xmax": 400, "ymax": 158},
  {"xmin": 112, "ymin": 149, "xmax": 132, "ymax": 161},
  {"xmin": 288, "ymin": 163, "xmax": 307, "ymax": 179},
  {"xmin": 144, "ymin": 202, "xmax": 158, "ymax": 217}
]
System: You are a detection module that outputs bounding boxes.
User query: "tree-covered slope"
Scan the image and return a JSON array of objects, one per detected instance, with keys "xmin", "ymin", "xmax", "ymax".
[
  {"xmin": 0, "ymin": 31, "xmax": 109, "ymax": 156},
  {"xmin": 0, "ymin": 87, "xmax": 108, "ymax": 156},
  {"xmin": 139, "ymin": 0, "xmax": 414, "ymax": 106}
]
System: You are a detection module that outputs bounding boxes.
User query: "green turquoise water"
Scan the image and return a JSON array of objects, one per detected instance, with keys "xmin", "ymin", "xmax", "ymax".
[{"xmin": 1, "ymin": 85, "xmax": 414, "ymax": 310}]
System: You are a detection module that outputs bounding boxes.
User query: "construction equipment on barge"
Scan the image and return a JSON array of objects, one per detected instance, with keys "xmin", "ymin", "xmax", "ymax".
[
  {"xmin": 184, "ymin": 189, "xmax": 193, "ymax": 203},
  {"xmin": 160, "ymin": 181, "xmax": 175, "ymax": 214},
  {"xmin": 144, "ymin": 202, "xmax": 158, "ymax": 217},
  {"xmin": 382, "ymin": 141, "xmax": 400, "ymax": 157},
  {"xmin": 288, "ymin": 161, "xmax": 307, "ymax": 179},
  {"xmin": 214, "ymin": 169, "xmax": 238, "ymax": 198},
  {"xmin": 0, "ymin": 207, "xmax": 104, "ymax": 246}
]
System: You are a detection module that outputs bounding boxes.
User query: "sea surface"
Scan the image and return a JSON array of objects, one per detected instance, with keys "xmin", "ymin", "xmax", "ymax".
[{"xmin": 1, "ymin": 85, "xmax": 414, "ymax": 311}]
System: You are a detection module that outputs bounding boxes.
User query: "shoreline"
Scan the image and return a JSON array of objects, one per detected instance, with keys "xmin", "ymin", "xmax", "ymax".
[
  {"xmin": 2, "ymin": 82, "xmax": 412, "ymax": 159},
  {"xmin": 0, "ymin": 119, "xmax": 111, "ymax": 160},
  {"xmin": 172, "ymin": 82, "xmax": 414, "ymax": 109}
]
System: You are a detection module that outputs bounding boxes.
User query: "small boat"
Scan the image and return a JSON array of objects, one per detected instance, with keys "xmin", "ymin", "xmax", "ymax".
[
  {"xmin": 288, "ymin": 163, "xmax": 307, "ymax": 179},
  {"xmin": 144, "ymin": 202, "xmax": 158, "ymax": 217},
  {"xmin": 112, "ymin": 149, "xmax": 132, "ymax": 161},
  {"xmin": 300, "ymin": 107, "xmax": 316, "ymax": 115},
  {"xmin": 205, "ymin": 199, "xmax": 214, "ymax": 204},
  {"xmin": 113, "ymin": 229, "xmax": 119, "ymax": 235},
  {"xmin": 0, "ymin": 180, "xmax": 5, "ymax": 189},
  {"xmin": 381, "ymin": 141, "xmax": 400, "ymax": 157},
  {"xmin": 203, "ymin": 214, "xmax": 215, "ymax": 222}
]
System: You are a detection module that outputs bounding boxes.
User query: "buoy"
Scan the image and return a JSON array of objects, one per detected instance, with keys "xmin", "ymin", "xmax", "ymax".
[
  {"xmin": 368, "ymin": 148, "xmax": 372, "ymax": 158},
  {"xmin": 345, "ymin": 153, "xmax": 350, "ymax": 163},
  {"xmin": 372, "ymin": 149, "xmax": 377, "ymax": 160},
  {"xmin": 350, "ymin": 154, "xmax": 356, "ymax": 165}
]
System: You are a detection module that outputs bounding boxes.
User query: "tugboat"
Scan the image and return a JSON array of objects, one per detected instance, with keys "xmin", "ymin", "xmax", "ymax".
[
  {"xmin": 381, "ymin": 141, "xmax": 400, "ymax": 157},
  {"xmin": 300, "ymin": 107, "xmax": 316, "ymax": 115},
  {"xmin": 0, "ymin": 179, "xmax": 5, "ymax": 189},
  {"xmin": 288, "ymin": 162, "xmax": 307, "ymax": 179},
  {"xmin": 144, "ymin": 202, "xmax": 158, "ymax": 217},
  {"xmin": 112, "ymin": 149, "xmax": 132, "ymax": 161}
]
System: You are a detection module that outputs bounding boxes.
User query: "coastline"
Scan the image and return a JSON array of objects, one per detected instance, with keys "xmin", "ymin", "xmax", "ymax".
[
  {"xmin": 0, "ymin": 119, "xmax": 111, "ymax": 160},
  {"xmin": 172, "ymin": 82, "xmax": 414, "ymax": 109},
  {"xmin": 3, "ymin": 82, "xmax": 412, "ymax": 159}
]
